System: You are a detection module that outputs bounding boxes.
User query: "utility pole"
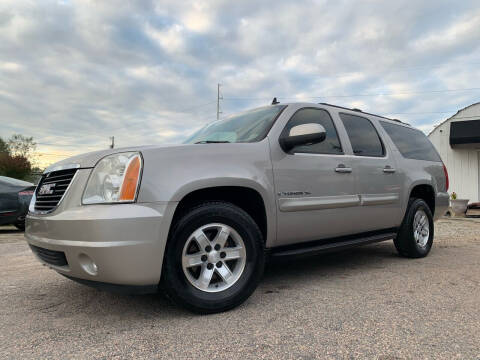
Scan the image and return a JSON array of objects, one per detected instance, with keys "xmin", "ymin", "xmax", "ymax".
[
  {"xmin": 216, "ymin": 83, "xmax": 222, "ymax": 120},
  {"xmin": 109, "ymin": 136, "xmax": 114, "ymax": 149}
]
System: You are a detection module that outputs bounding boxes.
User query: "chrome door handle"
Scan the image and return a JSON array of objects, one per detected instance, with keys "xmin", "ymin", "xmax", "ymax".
[
  {"xmin": 383, "ymin": 166, "xmax": 396, "ymax": 173},
  {"xmin": 335, "ymin": 164, "xmax": 352, "ymax": 173}
]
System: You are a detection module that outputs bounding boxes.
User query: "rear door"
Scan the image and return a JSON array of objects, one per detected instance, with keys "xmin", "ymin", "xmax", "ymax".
[{"xmin": 338, "ymin": 113, "xmax": 402, "ymax": 232}]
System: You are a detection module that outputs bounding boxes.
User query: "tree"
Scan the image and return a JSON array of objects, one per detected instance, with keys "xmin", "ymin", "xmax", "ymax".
[
  {"xmin": 0, "ymin": 134, "xmax": 37, "ymax": 180},
  {"xmin": 0, "ymin": 153, "xmax": 31, "ymax": 179},
  {"xmin": 8, "ymin": 134, "xmax": 36, "ymax": 158},
  {"xmin": 0, "ymin": 137, "xmax": 9, "ymax": 155}
]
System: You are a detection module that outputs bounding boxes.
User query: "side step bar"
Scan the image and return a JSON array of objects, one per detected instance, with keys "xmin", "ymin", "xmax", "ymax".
[{"xmin": 270, "ymin": 232, "xmax": 396, "ymax": 258}]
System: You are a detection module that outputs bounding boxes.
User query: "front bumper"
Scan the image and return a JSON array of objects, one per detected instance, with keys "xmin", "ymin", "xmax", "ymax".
[{"xmin": 25, "ymin": 202, "xmax": 175, "ymax": 286}]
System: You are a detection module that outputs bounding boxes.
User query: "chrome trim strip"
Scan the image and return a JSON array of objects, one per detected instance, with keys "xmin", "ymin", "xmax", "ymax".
[
  {"xmin": 43, "ymin": 163, "xmax": 80, "ymax": 174},
  {"xmin": 0, "ymin": 210, "xmax": 17, "ymax": 214},
  {"xmin": 279, "ymin": 195, "xmax": 361, "ymax": 212},
  {"xmin": 360, "ymin": 193, "xmax": 399, "ymax": 206}
]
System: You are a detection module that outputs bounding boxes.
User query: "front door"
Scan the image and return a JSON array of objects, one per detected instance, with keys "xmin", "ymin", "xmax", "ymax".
[{"xmin": 271, "ymin": 107, "xmax": 362, "ymax": 246}]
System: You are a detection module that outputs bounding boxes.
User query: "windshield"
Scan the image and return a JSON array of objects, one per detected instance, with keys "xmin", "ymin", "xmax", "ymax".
[{"xmin": 184, "ymin": 105, "xmax": 286, "ymax": 144}]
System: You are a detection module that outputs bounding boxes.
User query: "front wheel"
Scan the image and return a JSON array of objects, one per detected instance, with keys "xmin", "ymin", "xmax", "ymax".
[
  {"xmin": 162, "ymin": 202, "xmax": 265, "ymax": 314},
  {"xmin": 394, "ymin": 198, "xmax": 434, "ymax": 258}
]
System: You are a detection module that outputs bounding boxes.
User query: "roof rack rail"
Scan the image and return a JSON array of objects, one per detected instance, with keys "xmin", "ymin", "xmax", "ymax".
[{"xmin": 318, "ymin": 102, "xmax": 409, "ymax": 125}]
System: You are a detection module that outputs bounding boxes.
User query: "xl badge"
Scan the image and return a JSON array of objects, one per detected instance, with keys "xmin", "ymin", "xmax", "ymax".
[{"xmin": 38, "ymin": 183, "xmax": 56, "ymax": 195}]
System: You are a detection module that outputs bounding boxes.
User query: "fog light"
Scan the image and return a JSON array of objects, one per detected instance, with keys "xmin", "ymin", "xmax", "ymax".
[{"xmin": 78, "ymin": 253, "xmax": 98, "ymax": 276}]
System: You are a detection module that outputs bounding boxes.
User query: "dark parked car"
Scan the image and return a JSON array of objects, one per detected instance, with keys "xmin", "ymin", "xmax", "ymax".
[{"xmin": 0, "ymin": 176, "xmax": 35, "ymax": 230}]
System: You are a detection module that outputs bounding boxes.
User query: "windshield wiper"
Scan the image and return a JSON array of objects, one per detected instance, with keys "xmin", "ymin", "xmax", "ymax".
[{"xmin": 194, "ymin": 140, "xmax": 231, "ymax": 144}]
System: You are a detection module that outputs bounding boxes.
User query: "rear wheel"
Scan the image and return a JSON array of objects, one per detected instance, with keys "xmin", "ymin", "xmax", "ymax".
[
  {"xmin": 162, "ymin": 202, "xmax": 264, "ymax": 314},
  {"xmin": 394, "ymin": 198, "xmax": 434, "ymax": 258}
]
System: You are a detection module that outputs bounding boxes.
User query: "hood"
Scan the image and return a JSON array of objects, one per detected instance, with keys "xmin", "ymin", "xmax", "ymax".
[{"xmin": 43, "ymin": 144, "xmax": 186, "ymax": 173}]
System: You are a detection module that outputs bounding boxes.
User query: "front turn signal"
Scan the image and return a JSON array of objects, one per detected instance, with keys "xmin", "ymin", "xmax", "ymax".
[{"xmin": 119, "ymin": 155, "xmax": 142, "ymax": 201}]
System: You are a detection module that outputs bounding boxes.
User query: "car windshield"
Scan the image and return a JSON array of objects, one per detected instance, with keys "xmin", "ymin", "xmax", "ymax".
[
  {"xmin": 0, "ymin": 176, "xmax": 33, "ymax": 187},
  {"xmin": 184, "ymin": 105, "xmax": 286, "ymax": 144}
]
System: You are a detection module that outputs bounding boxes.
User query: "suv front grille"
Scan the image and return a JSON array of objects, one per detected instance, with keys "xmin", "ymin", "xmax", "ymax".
[
  {"xmin": 29, "ymin": 244, "xmax": 68, "ymax": 267},
  {"xmin": 34, "ymin": 169, "xmax": 77, "ymax": 213}
]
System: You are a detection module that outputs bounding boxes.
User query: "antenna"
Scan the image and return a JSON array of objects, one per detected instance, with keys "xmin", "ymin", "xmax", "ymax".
[
  {"xmin": 216, "ymin": 83, "xmax": 223, "ymax": 120},
  {"xmin": 271, "ymin": 97, "xmax": 279, "ymax": 105}
]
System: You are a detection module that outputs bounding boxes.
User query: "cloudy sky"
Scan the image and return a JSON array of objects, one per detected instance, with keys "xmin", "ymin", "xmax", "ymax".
[{"xmin": 1, "ymin": 0, "xmax": 480, "ymax": 167}]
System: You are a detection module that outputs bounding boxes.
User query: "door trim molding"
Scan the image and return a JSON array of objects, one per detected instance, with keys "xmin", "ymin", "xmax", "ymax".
[
  {"xmin": 278, "ymin": 193, "xmax": 399, "ymax": 212},
  {"xmin": 279, "ymin": 195, "xmax": 360, "ymax": 212},
  {"xmin": 360, "ymin": 193, "xmax": 399, "ymax": 206}
]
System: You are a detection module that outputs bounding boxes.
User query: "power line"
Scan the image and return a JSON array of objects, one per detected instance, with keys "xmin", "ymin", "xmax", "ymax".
[
  {"xmin": 222, "ymin": 87, "xmax": 480, "ymax": 100},
  {"xmin": 305, "ymin": 61, "xmax": 480, "ymax": 79},
  {"xmin": 16, "ymin": 100, "xmax": 218, "ymax": 145},
  {"xmin": 37, "ymin": 142, "xmax": 98, "ymax": 148},
  {"xmin": 382, "ymin": 111, "xmax": 458, "ymax": 115},
  {"xmin": 85, "ymin": 101, "xmax": 217, "ymax": 135},
  {"xmin": 37, "ymin": 153, "xmax": 76, "ymax": 157},
  {"xmin": 31, "ymin": 87, "xmax": 478, "ymax": 142}
]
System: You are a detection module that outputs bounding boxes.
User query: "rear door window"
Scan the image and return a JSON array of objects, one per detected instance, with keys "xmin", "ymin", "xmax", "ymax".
[
  {"xmin": 380, "ymin": 121, "xmax": 441, "ymax": 161},
  {"xmin": 339, "ymin": 113, "xmax": 385, "ymax": 157}
]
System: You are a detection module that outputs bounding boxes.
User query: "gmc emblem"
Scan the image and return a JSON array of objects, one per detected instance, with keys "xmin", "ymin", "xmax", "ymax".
[{"xmin": 38, "ymin": 183, "xmax": 56, "ymax": 195}]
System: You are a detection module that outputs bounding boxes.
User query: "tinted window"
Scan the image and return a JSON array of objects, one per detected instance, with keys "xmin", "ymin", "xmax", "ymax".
[
  {"xmin": 380, "ymin": 121, "xmax": 441, "ymax": 161},
  {"xmin": 340, "ymin": 113, "xmax": 385, "ymax": 157},
  {"xmin": 281, "ymin": 108, "xmax": 342, "ymax": 154}
]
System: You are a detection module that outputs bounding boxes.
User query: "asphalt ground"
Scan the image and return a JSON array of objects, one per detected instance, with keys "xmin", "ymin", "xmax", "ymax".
[{"xmin": 1, "ymin": 219, "xmax": 479, "ymax": 359}]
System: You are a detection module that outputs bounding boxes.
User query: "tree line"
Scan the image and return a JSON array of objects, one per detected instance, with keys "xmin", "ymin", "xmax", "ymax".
[{"xmin": 0, "ymin": 134, "xmax": 41, "ymax": 182}]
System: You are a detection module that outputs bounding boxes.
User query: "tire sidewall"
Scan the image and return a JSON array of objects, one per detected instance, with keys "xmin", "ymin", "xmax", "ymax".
[
  {"xmin": 404, "ymin": 199, "xmax": 434, "ymax": 256},
  {"xmin": 164, "ymin": 203, "xmax": 264, "ymax": 312}
]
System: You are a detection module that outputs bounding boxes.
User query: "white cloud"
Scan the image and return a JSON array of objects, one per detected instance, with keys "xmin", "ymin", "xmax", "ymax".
[
  {"xmin": 181, "ymin": 2, "xmax": 213, "ymax": 33},
  {"xmin": 412, "ymin": 11, "xmax": 480, "ymax": 52},
  {"xmin": 0, "ymin": 62, "xmax": 22, "ymax": 72},
  {"xmin": 145, "ymin": 23, "xmax": 185, "ymax": 53}
]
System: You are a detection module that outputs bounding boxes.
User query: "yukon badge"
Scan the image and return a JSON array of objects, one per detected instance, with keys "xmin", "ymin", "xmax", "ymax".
[
  {"xmin": 277, "ymin": 191, "xmax": 311, "ymax": 197},
  {"xmin": 38, "ymin": 183, "xmax": 56, "ymax": 196}
]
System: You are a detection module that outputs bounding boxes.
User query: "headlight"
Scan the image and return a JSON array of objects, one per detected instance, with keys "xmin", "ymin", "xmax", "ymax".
[{"xmin": 82, "ymin": 152, "xmax": 142, "ymax": 204}]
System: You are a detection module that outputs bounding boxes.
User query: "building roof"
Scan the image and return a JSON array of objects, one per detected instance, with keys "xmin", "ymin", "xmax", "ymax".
[{"xmin": 428, "ymin": 101, "xmax": 480, "ymax": 136}]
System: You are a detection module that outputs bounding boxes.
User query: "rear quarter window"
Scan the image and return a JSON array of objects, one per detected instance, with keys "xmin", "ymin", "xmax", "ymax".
[{"xmin": 380, "ymin": 121, "xmax": 441, "ymax": 162}]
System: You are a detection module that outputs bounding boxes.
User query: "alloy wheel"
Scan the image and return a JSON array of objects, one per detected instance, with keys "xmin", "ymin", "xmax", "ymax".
[{"xmin": 181, "ymin": 223, "xmax": 246, "ymax": 292}]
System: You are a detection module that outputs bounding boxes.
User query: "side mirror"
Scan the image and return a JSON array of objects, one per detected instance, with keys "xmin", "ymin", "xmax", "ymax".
[{"xmin": 279, "ymin": 123, "xmax": 326, "ymax": 152}]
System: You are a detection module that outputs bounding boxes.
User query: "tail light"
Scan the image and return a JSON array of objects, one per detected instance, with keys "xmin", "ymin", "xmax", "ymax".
[
  {"xmin": 18, "ymin": 190, "xmax": 34, "ymax": 196},
  {"xmin": 442, "ymin": 163, "xmax": 449, "ymax": 192}
]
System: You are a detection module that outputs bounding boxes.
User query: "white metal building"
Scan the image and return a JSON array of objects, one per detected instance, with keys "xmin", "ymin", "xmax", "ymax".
[{"xmin": 428, "ymin": 102, "xmax": 480, "ymax": 202}]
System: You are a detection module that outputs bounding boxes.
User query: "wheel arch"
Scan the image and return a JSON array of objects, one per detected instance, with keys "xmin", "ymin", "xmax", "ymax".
[
  {"xmin": 169, "ymin": 182, "xmax": 273, "ymax": 245},
  {"xmin": 408, "ymin": 183, "xmax": 436, "ymax": 216}
]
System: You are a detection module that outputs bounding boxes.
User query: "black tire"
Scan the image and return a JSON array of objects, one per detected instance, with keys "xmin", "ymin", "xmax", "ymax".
[
  {"xmin": 162, "ymin": 201, "xmax": 265, "ymax": 314},
  {"xmin": 14, "ymin": 222, "xmax": 25, "ymax": 231},
  {"xmin": 394, "ymin": 198, "xmax": 434, "ymax": 258}
]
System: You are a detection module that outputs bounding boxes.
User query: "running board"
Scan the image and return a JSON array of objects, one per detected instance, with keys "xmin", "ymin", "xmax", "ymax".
[{"xmin": 270, "ymin": 232, "xmax": 396, "ymax": 258}]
